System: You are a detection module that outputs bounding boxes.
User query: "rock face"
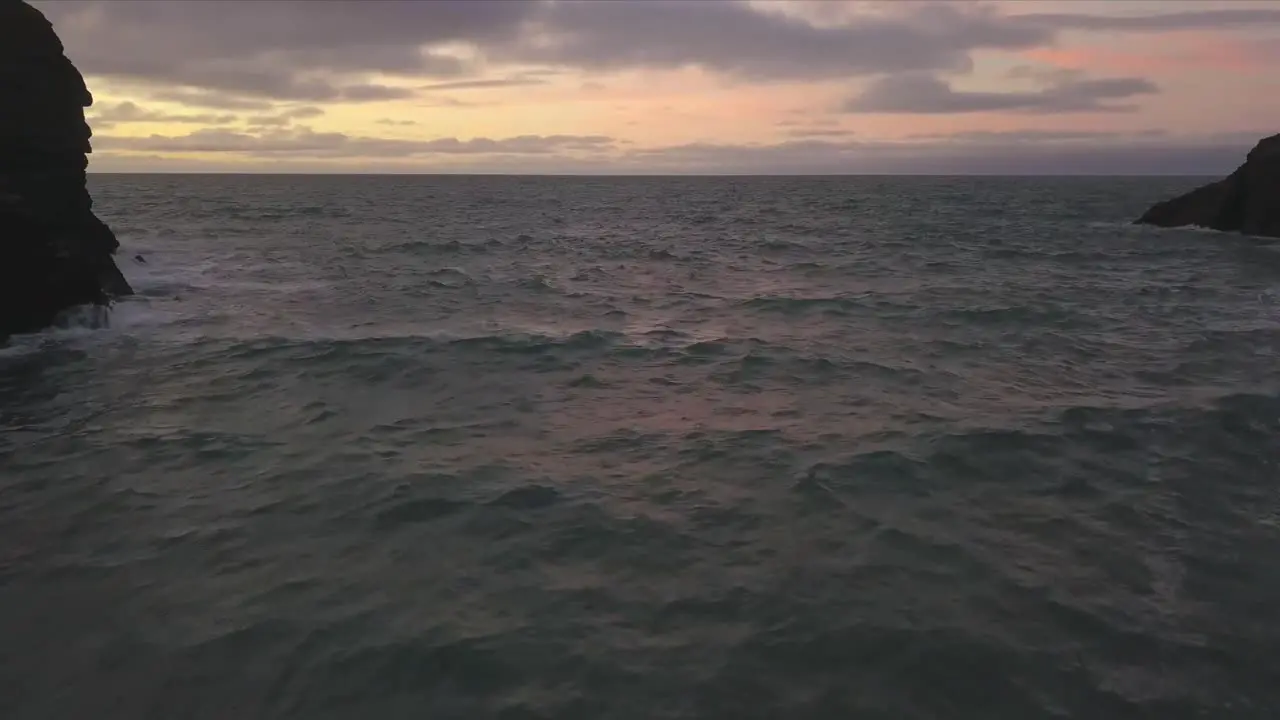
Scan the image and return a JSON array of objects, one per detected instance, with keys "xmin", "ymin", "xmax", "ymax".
[
  {"xmin": 1136, "ymin": 133, "xmax": 1280, "ymax": 238},
  {"xmin": 0, "ymin": 0, "xmax": 131, "ymax": 341}
]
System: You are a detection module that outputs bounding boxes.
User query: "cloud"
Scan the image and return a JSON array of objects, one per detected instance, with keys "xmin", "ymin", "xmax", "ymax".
[
  {"xmin": 94, "ymin": 127, "xmax": 619, "ymax": 158},
  {"xmin": 776, "ymin": 116, "xmax": 839, "ymax": 128},
  {"xmin": 497, "ymin": 1, "xmax": 1051, "ymax": 80},
  {"xmin": 376, "ymin": 119, "xmax": 419, "ymax": 126},
  {"xmin": 417, "ymin": 96, "xmax": 485, "ymax": 108},
  {"xmin": 1022, "ymin": 33, "xmax": 1280, "ymax": 77},
  {"xmin": 84, "ymin": 128, "xmax": 1272, "ymax": 175},
  {"xmin": 30, "ymin": 0, "xmax": 1280, "ymax": 113},
  {"xmin": 1005, "ymin": 64, "xmax": 1087, "ymax": 86},
  {"xmin": 783, "ymin": 128, "xmax": 858, "ymax": 139},
  {"xmin": 845, "ymin": 72, "xmax": 1159, "ymax": 114},
  {"xmin": 35, "ymin": 0, "xmax": 1058, "ymax": 103},
  {"xmin": 87, "ymin": 101, "xmax": 237, "ymax": 128},
  {"xmin": 35, "ymin": 0, "xmax": 536, "ymax": 73},
  {"xmin": 34, "ymin": 0, "xmax": 534, "ymax": 106},
  {"xmin": 244, "ymin": 106, "xmax": 326, "ymax": 127},
  {"xmin": 118, "ymin": 65, "xmax": 417, "ymax": 103},
  {"xmin": 905, "ymin": 129, "xmax": 1171, "ymax": 144},
  {"xmin": 1014, "ymin": 9, "xmax": 1280, "ymax": 33},
  {"xmin": 342, "ymin": 84, "xmax": 418, "ymax": 102},
  {"xmin": 420, "ymin": 76, "xmax": 549, "ymax": 91},
  {"xmin": 143, "ymin": 89, "xmax": 276, "ymax": 111},
  {"xmin": 616, "ymin": 131, "xmax": 1261, "ymax": 175}
]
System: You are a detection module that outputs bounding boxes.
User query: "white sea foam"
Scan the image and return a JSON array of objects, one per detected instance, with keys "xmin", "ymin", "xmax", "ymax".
[{"xmin": 1128, "ymin": 222, "xmax": 1278, "ymax": 242}]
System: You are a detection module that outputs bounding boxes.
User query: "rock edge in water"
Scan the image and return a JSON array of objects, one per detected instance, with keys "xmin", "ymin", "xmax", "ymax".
[
  {"xmin": 0, "ymin": 0, "xmax": 132, "ymax": 342},
  {"xmin": 1135, "ymin": 133, "xmax": 1280, "ymax": 239}
]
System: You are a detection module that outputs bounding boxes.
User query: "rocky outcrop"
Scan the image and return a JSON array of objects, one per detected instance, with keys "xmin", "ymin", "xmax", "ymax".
[
  {"xmin": 1, "ymin": 0, "xmax": 131, "ymax": 341},
  {"xmin": 1136, "ymin": 133, "xmax": 1280, "ymax": 238}
]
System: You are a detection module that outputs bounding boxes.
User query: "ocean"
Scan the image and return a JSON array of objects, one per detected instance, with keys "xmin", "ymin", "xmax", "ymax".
[{"xmin": 3, "ymin": 175, "xmax": 1280, "ymax": 719}]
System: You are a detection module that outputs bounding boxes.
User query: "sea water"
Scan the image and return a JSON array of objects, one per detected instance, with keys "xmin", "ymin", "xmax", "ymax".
[{"xmin": 2, "ymin": 175, "xmax": 1279, "ymax": 718}]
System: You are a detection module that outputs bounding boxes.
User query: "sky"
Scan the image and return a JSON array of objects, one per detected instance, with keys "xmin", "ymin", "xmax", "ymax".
[{"xmin": 31, "ymin": 0, "xmax": 1280, "ymax": 175}]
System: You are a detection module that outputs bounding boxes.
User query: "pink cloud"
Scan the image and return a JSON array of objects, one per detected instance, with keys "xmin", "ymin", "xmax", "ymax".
[{"xmin": 1024, "ymin": 32, "xmax": 1278, "ymax": 75}]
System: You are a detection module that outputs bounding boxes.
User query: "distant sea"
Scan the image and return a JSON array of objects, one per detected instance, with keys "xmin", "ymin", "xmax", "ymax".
[{"xmin": 3, "ymin": 175, "xmax": 1280, "ymax": 719}]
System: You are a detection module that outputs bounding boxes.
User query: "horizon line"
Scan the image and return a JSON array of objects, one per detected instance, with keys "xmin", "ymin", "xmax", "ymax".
[{"xmin": 85, "ymin": 171, "xmax": 1223, "ymax": 178}]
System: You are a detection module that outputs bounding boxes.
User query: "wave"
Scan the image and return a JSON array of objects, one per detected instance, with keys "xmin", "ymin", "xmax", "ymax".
[
  {"xmin": 424, "ymin": 267, "xmax": 476, "ymax": 289},
  {"xmin": 381, "ymin": 238, "xmax": 506, "ymax": 255},
  {"xmin": 800, "ymin": 388, "xmax": 1280, "ymax": 472},
  {"xmin": 448, "ymin": 328, "xmax": 622, "ymax": 354},
  {"xmin": 0, "ymin": 296, "xmax": 176, "ymax": 356},
  {"xmin": 178, "ymin": 328, "xmax": 631, "ymax": 368},
  {"xmin": 940, "ymin": 304, "xmax": 1083, "ymax": 327},
  {"xmin": 1131, "ymin": 221, "xmax": 1280, "ymax": 243},
  {"xmin": 757, "ymin": 238, "xmax": 813, "ymax": 252},
  {"xmin": 741, "ymin": 295, "xmax": 870, "ymax": 315}
]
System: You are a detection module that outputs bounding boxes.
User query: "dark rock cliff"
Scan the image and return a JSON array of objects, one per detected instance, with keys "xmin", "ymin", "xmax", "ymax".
[
  {"xmin": 1136, "ymin": 133, "xmax": 1280, "ymax": 239},
  {"xmin": 0, "ymin": 0, "xmax": 131, "ymax": 341}
]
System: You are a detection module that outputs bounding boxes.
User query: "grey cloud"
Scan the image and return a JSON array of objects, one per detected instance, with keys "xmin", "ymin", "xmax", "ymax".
[
  {"xmin": 500, "ymin": 1, "xmax": 1051, "ymax": 80},
  {"xmin": 1015, "ymin": 9, "xmax": 1280, "ymax": 32},
  {"xmin": 258, "ymin": 46, "xmax": 470, "ymax": 78},
  {"xmin": 112, "ymin": 61, "xmax": 417, "ymax": 103},
  {"xmin": 245, "ymin": 116, "xmax": 292, "ymax": 128},
  {"xmin": 36, "ymin": 1, "xmax": 537, "ymax": 70},
  {"xmin": 421, "ymin": 135, "xmax": 617, "ymax": 154},
  {"xmin": 1005, "ymin": 64, "xmax": 1087, "ymax": 86},
  {"xmin": 87, "ymin": 101, "xmax": 237, "ymax": 128},
  {"xmin": 284, "ymin": 107, "xmax": 325, "ymax": 119},
  {"xmin": 145, "ymin": 89, "xmax": 276, "ymax": 111},
  {"xmin": 86, "ymin": 153, "xmax": 622, "ymax": 175},
  {"xmin": 777, "ymin": 116, "xmax": 839, "ymax": 128},
  {"xmin": 33, "ymin": 0, "xmax": 1266, "ymax": 115},
  {"xmin": 376, "ymin": 119, "xmax": 419, "ymax": 126},
  {"xmin": 845, "ymin": 73, "xmax": 1158, "ymax": 114},
  {"xmin": 34, "ymin": 0, "xmax": 1059, "ymax": 103},
  {"xmin": 627, "ymin": 140, "xmax": 847, "ymax": 166},
  {"xmin": 784, "ymin": 128, "xmax": 858, "ymax": 139},
  {"xmin": 418, "ymin": 97, "xmax": 485, "ymax": 108},
  {"xmin": 339, "ymin": 84, "xmax": 416, "ymax": 102},
  {"xmin": 34, "ymin": 0, "xmax": 538, "ymax": 105},
  {"xmin": 905, "ymin": 129, "xmax": 1172, "ymax": 144},
  {"xmin": 95, "ymin": 128, "xmax": 618, "ymax": 157},
  {"xmin": 245, "ymin": 106, "xmax": 326, "ymax": 127},
  {"xmin": 420, "ymin": 76, "xmax": 549, "ymax": 91},
  {"xmin": 618, "ymin": 133, "xmax": 1258, "ymax": 175},
  {"xmin": 87, "ymin": 129, "xmax": 1266, "ymax": 175}
]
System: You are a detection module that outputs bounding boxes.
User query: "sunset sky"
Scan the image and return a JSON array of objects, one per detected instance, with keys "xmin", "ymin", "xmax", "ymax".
[{"xmin": 33, "ymin": 0, "xmax": 1280, "ymax": 174}]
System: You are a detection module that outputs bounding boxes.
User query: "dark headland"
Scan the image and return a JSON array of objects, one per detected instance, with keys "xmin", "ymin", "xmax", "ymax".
[
  {"xmin": 0, "ymin": 0, "xmax": 131, "ymax": 342},
  {"xmin": 1136, "ymin": 133, "xmax": 1280, "ymax": 239}
]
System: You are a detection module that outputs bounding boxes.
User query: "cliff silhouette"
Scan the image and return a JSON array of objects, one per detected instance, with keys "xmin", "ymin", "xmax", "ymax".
[
  {"xmin": 1136, "ymin": 134, "xmax": 1280, "ymax": 239},
  {"xmin": 0, "ymin": 0, "xmax": 131, "ymax": 341}
]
